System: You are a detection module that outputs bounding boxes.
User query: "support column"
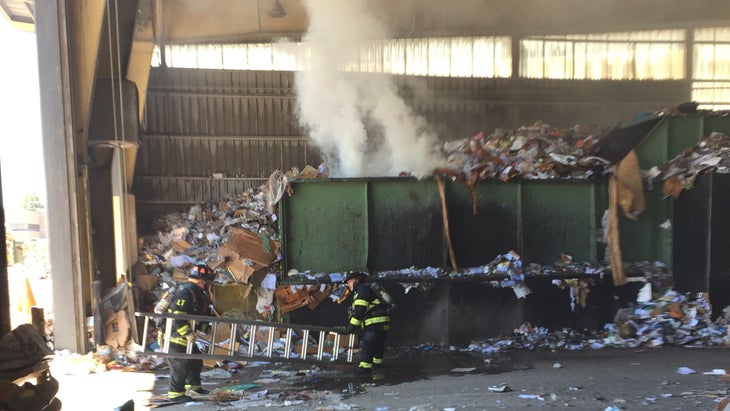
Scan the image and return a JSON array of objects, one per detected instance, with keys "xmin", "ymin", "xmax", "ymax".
[{"xmin": 36, "ymin": 0, "xmax": 91, "ymax": 353}]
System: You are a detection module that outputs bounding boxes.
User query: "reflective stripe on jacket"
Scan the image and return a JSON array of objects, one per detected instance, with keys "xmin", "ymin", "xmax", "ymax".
[
  {"xmin": 162, "ymin": 281, "xmax": 211, "ymax": 346},
  {"xmin": 349, "ymin": 283, "xmax": 390, "ymax": 329}
]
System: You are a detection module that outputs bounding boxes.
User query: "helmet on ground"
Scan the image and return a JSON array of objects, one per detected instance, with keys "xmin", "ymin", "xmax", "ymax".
[
  {"xmin": 343, "ymin": 271, "xmax": 367, "ymax": 282},
  {"xmin": 189, "ymin": 264, "xmax": 215, "ymax": 281}
]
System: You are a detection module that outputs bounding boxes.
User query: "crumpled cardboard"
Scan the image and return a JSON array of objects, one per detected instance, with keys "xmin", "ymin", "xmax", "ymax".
[
  {"xmin": 171, "ymin": 239, "xmax": 192, "ymax": 253},
  {"xmin": 307, "ymin": 284, "xmax": 332, "ymax": 310},
  {"xmin": 221, "ymin": 228, "xmax": 279, "ymax": 268},
  {"xmin": 135, "ymin": 274, "xmax": 159, "ymax": 294},
  {"xmin": 614, "ymin": 150, "xmax": 645, "ymax": 220},
  {"xmin": 223, "ymin": 254, "xmax": 256, "ymax": 284},
  {"xmin": 663, "ymin": 175, "xmax": 684, "ymax": 199},
  {"xmin": 104, "ymin": 310, "xmax": 130, "ymax": 349},
  {"xmin": 210, "ymin": 284, "xmax": 253, "ymax": 314},
  {"xmin": 219, "ymin": 228, "xmax": 280, "ymax": 284},
  {"xmin": 275, "ymin": 286, "xmax": 312, "ymax": 314},
  {"xmin": 608, "ymin": 173, "xmax": 626, "ymax": 286}
]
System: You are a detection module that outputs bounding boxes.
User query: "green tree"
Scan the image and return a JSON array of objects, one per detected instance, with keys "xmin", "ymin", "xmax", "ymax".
[{"xmin": 21, "ymin": 193, "xmax": 44, "ymax": 211}]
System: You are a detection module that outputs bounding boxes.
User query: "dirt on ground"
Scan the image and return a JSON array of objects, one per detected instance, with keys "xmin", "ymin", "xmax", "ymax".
[{"xmin": 52, "ymin": 345, "xmax": 730, "ymax": 410}]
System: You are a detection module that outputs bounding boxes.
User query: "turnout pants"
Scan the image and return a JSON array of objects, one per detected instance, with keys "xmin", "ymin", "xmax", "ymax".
[
  {"xmin": 167, "ymin": 342, "xmax": 203, "ymax": 398},
  {"xmin": 359, "ymin": 323, "xmax": 389, "ymax": 370}
]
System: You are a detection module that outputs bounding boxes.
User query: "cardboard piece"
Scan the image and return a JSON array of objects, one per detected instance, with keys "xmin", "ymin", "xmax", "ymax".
[
  {"xmin": 221, "ymin": 228, "xmax": 279, "ymax": 268},
  {"xmin": 208, "ymin": 322, "xmax": 234, "ymax": 344},
  {"xmin": 250, "ymin": 327, "xmax": 281, "ymax": 351},
  {"xmin": 135, "ymin": 274, "xmax": 159, "ymax": 294},
  {"xmin": 280, "ymin": 296, "xmax": 311, "ymax": 314},
  {"xmin": 172, "ymin": 268, "xmax": 188, "ymax": 282},
  {"xmin": 298, "ymin": 165, "xmax": 318, "ymax": 178},
  {"xmin": 275, "ymin": 286, "xmax": 310, "ymax": 304},
  {"xmin": 614, "ymin": 150, "xmax": 645, "ymax": 220},
  {"xmin": 104, "ymin": 310, "xmax": 130, "ymax": 349},
  {"xmin": 226, "ymin": 257, "xmax": 256, "ymax": 284},
  {"xmin": 275, "ymin": 286, "xmax": 312, "ymax": 314},
  {"xmin": 307, "ymin": 284, "xmax": 332, "ymax": 310},
  {"xmin": 171, "ymin": 239, "xmax": 192, "ymax": 252},
  {"xmin": 202, "ymin": 341, "xmax": 241, "ymax": 368},
  {"xmin": 663, "ymin": 175, "xmax": 684, "ymax": 199},
  {"xmin": 209, "ymin": 284, "xmax": 253, "ymax": 314},
  {"xmin": 294, "ymin": 342, "xmax": 321, "ymax": 355}
]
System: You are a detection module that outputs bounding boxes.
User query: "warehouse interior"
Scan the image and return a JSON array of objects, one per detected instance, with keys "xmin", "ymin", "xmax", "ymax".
[{"xmin": 1, "ymin": 0, "xmax": 730, "ymax": 354}]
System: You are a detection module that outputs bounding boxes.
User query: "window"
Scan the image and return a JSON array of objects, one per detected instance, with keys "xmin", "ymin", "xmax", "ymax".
[
  {"xmin": 151, "ymin": 37, "xmax": 512, "ymax": 78},
  {"xmin": 520, "ymin": 30, "xmax": 686, "ymax": 80},
  {"xmin": 692, "ymin": 28, "xmax": 730, "ymax": 109}
]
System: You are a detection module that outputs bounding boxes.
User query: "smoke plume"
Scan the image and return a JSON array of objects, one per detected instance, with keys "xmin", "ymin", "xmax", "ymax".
[{"xmin": 295, "ymin": 0, "xmax": 444, "ymax": 178}]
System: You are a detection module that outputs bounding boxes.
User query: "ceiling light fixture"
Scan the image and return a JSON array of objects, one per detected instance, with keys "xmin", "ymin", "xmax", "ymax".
[{"xmin": 268, "ymin": 0, "xmax": 286, "ymax": 18}]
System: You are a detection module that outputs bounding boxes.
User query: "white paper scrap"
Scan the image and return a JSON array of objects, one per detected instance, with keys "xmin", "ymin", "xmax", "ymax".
[{"xmin": 677, "ymin": 366, "xmax": 696, "ymax": 375}]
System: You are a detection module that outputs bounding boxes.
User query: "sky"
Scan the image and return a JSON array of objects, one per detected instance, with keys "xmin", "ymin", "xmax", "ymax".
[{"xmin": 0, "ymin": 17, "xmax": 46, "ymax": 210}]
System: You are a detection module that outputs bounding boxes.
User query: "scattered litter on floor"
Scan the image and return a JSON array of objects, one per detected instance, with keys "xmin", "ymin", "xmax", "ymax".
[
  {"xmin": 449, "ymin": 367, "xmax": 475, "ymax": 373},
  {"xmin": 487, "ymin": 383, "xmax": 511, "ymax": 393}
]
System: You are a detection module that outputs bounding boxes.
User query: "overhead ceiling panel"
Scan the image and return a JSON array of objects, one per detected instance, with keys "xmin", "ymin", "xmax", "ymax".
[
  {"xmin": 159, "ymin": 0, "xmax": 308, "ymax": 44},
  {"xmin": 0, "ymin": 0, "xmax": 34, "ymax": 25},
  {"xmin": 7, "ymin": 0, "xmax": 730, "ymax": 42}
]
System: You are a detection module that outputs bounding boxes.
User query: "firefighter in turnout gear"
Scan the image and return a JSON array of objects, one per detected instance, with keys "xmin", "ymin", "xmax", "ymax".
[
  {"xmin": 159, "ymin": 264, "xmax": 214, "ymax": 403},
  {"xmin": 343, "ymin": 271, "xmax": 390, "ymax": 375}
]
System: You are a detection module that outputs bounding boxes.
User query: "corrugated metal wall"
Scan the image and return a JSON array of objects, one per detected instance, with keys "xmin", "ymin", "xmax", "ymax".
[
  {"xmin": 395, "ymin": 76, "xmax": 691, "ymax": 138},
  {"xmin": 134, "ymin": 68, "xmax": 322, "ymax": 228},
  {"xmin": 134, "ymin": 67, "xmax": 689, "ymax": 229}
]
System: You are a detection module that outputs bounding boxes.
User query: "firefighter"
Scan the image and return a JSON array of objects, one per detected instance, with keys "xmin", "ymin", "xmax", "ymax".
[
  {"xmin": 159, "ymin": 264, "xmax": 215, "ymax": 403},
  {"xmin": 343, "ymin": 271, "xmax": 390, "ymax": 375}
]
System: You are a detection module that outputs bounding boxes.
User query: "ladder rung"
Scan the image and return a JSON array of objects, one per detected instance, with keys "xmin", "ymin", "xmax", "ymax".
[
  {"xmin": 284, "ymin": 328, "xmax": 293, "ymax": 358},
  {"xmin": 347, "ymin": 334, "xmax": 355, "ymax": 363},
  {"xmin": 316, "ymin": 331, "xmax": 325, "ymax": 361},
  {"xmin": 332, "ymin": 332, "xmax": 341, "ymax": 361},
  {"xmin": 266, "ymin": 327, "xmax": 275, "ymax": 358},
  {"xmin": 139, "ymin": 313, "xmax": 355, "ymax": 364},
  {"xmin": 228, "ymin": 324, "xmax": 237, "ymax": 356},
  {"xmin": 207, "ymin": 322, "xmax": 219, "ymax": 355},
  {"xmin": 301, "ymin": 329, "xmax": 310, "ymax": 360},
  {"xmin": 248, "ymin": 325, "xmax": 257, "ymax": 357}
]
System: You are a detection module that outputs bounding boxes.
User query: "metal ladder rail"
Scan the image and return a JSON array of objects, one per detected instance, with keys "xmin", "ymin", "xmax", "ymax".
[{"xmin": 137, "ymin": 312, "xmax": 356, "ymax": 363}]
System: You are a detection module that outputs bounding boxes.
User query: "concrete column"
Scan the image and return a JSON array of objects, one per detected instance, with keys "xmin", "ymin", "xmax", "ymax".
[{"xmin": 35, "ymin": 0, "xmax": 89, "ymax": 353}]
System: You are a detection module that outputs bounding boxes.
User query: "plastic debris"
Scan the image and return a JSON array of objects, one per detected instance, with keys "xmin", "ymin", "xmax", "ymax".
[
  {"xmin": 460, "ymin": 288, "xmax": 730, "ymax": 357},
  {"xmin": 438, "ymin": 122, "xmax": 610, "ymax": 183},
  {"xmin": 450, "ymin": 367, "xmax": 475, "ymax": 373},
  {"xmin": 487, "ymin": 383, "xmax": 511, "ymax": 393},
  {"xmin": 654, "ymin": 132, "xmax": 730, "ymax": 198}
]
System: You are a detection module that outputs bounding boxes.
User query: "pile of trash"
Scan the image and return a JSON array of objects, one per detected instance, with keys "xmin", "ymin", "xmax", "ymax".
[
  {"xmin": 465, "ymin": 289, "xmax": 729, "ymax": 356},
  {"xmin": 438, "ymin": 122, "xmax": 611, "ymax": 182},
  {"xmin": 289, "ymin": 251, "xmax": 610, "ymax": 283},
  {"xmin": 649, "ymin": 132, "xmax": 730, "ymax": 198}
]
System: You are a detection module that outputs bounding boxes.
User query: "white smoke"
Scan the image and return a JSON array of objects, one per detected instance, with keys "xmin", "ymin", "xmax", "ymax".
[{"xmin": 295, "ymin": 0, "xmax": 445, "ymax": 178}]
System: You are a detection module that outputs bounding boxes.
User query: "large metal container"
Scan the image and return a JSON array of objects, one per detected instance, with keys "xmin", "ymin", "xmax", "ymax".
[{"xmin": 280, "ymin": 113, "xmax": 730, "ymax": 343}]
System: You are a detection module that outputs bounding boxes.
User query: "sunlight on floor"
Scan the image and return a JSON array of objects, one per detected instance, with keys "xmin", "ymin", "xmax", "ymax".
[{"xmin": 52, "ymin": 366, "xmax": 157, "ymax": 411}]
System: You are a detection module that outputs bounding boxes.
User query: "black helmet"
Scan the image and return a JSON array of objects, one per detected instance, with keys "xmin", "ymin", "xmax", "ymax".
[
  {"xmin": 189, "ymin": 264, "xmax": 215, "ymax": 281},
  {"xmin": 343, "ymin": 271, "xmax": 367, "ymax": 282}
]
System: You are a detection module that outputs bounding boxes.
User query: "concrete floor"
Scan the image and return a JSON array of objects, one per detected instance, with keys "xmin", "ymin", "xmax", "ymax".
[{"xmin": 49, "ymin": 345, "xmax": 730, "ymax": 410}]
